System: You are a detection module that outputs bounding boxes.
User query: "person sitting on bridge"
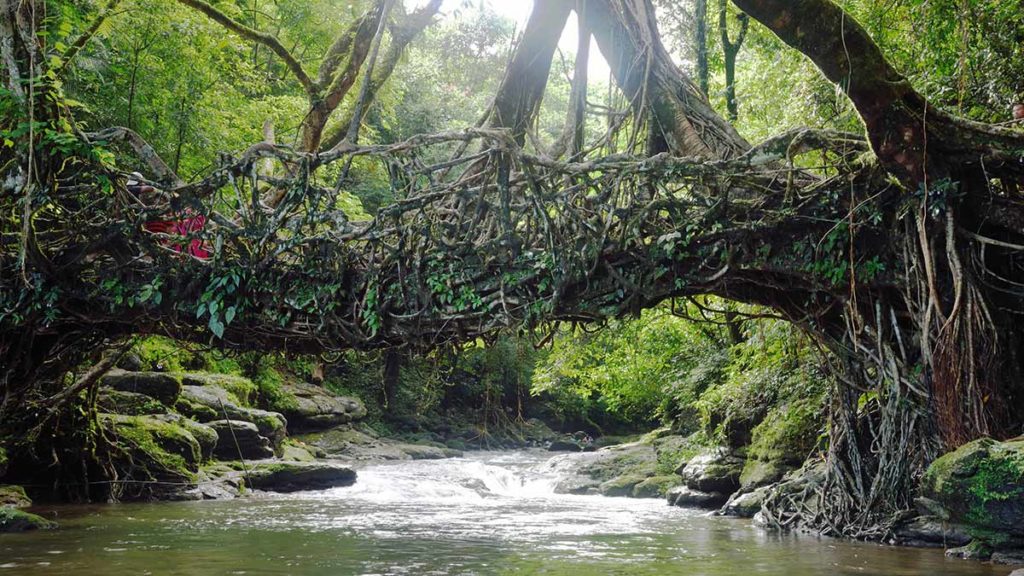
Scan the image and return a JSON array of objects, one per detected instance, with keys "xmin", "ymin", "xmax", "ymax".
[{"xmin": 128, "ymin": 172, "xmax": 212, "ymax": 260}]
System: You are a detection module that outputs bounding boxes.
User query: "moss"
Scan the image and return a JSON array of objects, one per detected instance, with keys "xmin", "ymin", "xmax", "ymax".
[
  {"xmin": 0, "ymin": 508, "xmax": 56, "ymax": 532},
  {"xmin": 0, "ymin": 445, "xmax": 7, "ymax": 478},
  {"xmin": 747, "ymin": 397, "xmax": 823, "ymax": 465},
  {"xmin": 252, "ymin": 365, "xmax": 300, "ymax": 413},
  {"xmin": 0, "ymin": 485, "xmax": 31, "ymax": 508},
  {"xmin": 134, "ymin": 336, "xmax": 193, "ymax": 372},
  {"xmin": 653, "ymin": 433, "xmax": 706, "ymax": 475},
  {"xmin": 177, "ymin": 372, "xmax": 257, "ymax": 406},
  {"xmin": 102, "ymin": 414, "xmax": 200, "ymax": 478},
  {"xmin": 174, "ymin": 397, "xmax": 218, "ymax": 421}
]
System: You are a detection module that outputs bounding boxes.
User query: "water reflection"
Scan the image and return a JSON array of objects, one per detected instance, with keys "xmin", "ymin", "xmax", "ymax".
[{"xmin": 0, "ymin": 451, "xmax": 1011, "ymax": 575}]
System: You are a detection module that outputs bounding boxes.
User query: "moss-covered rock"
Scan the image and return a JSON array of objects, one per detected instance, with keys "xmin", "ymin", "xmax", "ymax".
[
  {"xmin": 632, "ymin": 475, "xmax": 679, "ymax": 498},
  {"xmin": 175, "ymin": 396, "xmax": 219, "ymax": 421},
  {"xmin": 281, "ymin": 440, "xmax": 318, "ymax": 462},
  {"xmin": 98, "ymin": 389, "xmax": 168, "ymax": 416},
  {"xmin": 720, "ymin": 486, "xmax": 770, "ymax": 518},
  {"xmin": 177, "ymin": 373, "xmax": 257, "ymax": 406},
  {"xmin": 245, "ymin": 462, "xmax": 356, "ymax": 493},
  {"xmin": 921, "ymin": 437, "xmax": 1024, "ymax": 539},
  {"xmin": 208, "ymin": 419, "xmax": 275, "ymax": 461},
  {"xmin": 0, "ymin": 508, "xmax": 56, "ymax": 532},
  {"xmin": 747, "ymin": 399, "xmax": 822, "ymax": 465},
  {"xmin": 598, "ymin": 473, "xmax": 650, "ymax": 497},
  {"xmin": 0, "ymin": 485, "xmax": 31, "ymax": 508},
  {"xmin": 259, "ymin": 377, "xmax": 366, "ymax": 431},
  {"xmin": 100, "ymin": 370, "xmax": 182, "ymax": 405},
  {"xmin": 553, "ymin": 442, "xmax": 657, "ymax": 494},
  {"xmin": 678, "ymin": 447, "xmax": 744, "ymax": 494},
  {"xmin": 739, "ymin": 459, "xmax": 793, "ymax": 490},
  {"xmin": 100, "ymin": 414, "xmax": 202, "ymax": 472},
  {"xmin": 179, "ymin": 385, "xmax": 287, "ymax": 453},
  {"xmin": 0, "ymin": 445, "xmax": 7, "ymax": 479},
  {"xmin": 667, "ymin": 485, "xmax": 727, "ymax": 508}
]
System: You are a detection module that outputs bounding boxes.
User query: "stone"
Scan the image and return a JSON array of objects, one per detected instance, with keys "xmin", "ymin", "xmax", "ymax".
[
  {"xmin": 0, "ymin": 485, "xmax": 31, "ymax": 508},
  {"xmin": 946, "ymin": 540, "xmax": 993, "ymax": 561},
  {"xmin": 98, "ymin": 389, "xmax": 168, "ymax": 416},
  {"xmin": 994, "ymin": 551, "xmax": 1024, "ymax": 566},
  {"xmin": 274, "ymin": 380, "xmax": 367, "ymax": 431},
  {"xmin": 548, "ymin": 439, "xmax": 583, "ymax": 452},
  {"xmin": 678, "ymin": 447, "xmax": 744, "ymax": 494},
  {"xmin": 0, "ymin": 445, "xmax": 7, "ymax": 478},
  {"xmin": 721, "ymin": 486, "xmax": 770, "ymax": 518},
  {"xmin": 152, "ymin": 414, "xmax": 218, "ymax": 461},
  {"xmin": 598, "ymin": 474, "xmax": 649, "ymax": 497},
  {"xmin": 552, "ymin": 442, "xmax": 658, "ymax": 495},
  {"xmin": 398, "ymin": 443, "xmax": 460, "ymax": 460},
  {"xmin": 667, "ymin": 485, "xmax": 728, "ymax": 508},
  {"xmin": 100, "ymin": 370, "xmax": 182, "ymax": 405},
  {"xmin": 1008, "ymin": 569, "xmax": 1024, "ymax": 576},
  {"xmin": 632, "ymin": 475, "xmax": 680, "ymax": 499},
  {"xmin": 893, "ymin": 515, "xmax": 972, "ymax": 548},
  {"xmin": 177, "ymin": 373, "xmax": 257, "ymax": 406},
  {"xmin": 281, "ymin": 442, "xmax": 318, "ymax": 462},
  {"xmin": 0, "ymin": 508, "xmax": 56, "ymax": 532},
  {"xmin": 921, "ymin": 437, "xmax": 1024, "ymax": 538},
  {"xmin": 246, "ymin": 462, "xmax": 357, "ymax": 493},
  {"xmin": 180, "ymin": 385, "xmax": 287, "ymax": 452},
  {"xmin": 207, "ymin": 420, "xmax": 275, "ymax": 461},
  {"xmin": 100, "ymin": 413, "xmax": 203, "ymax": 470},
  {"xmin": 739, "ymin": 459, "xmax": 793, "ymax": 490}
]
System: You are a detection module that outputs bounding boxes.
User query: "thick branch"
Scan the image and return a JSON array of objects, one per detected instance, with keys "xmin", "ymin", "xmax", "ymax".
[
  {"xmin": 176, "ymin": 0, "xmax": 314, "ymax": 95},
  {"xmin": 86, "ymin": 127, "xmax": 183, "ymax": 186}
]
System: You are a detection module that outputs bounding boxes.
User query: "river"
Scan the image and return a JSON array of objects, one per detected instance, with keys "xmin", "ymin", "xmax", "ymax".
[{"xmin": 0, "ymin": 450, "xmax": 1008, "ymax": 575}]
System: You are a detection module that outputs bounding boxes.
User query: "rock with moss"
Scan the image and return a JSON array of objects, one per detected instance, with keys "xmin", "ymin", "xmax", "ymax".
[
  {"xmin": 98, "ymin": 389, "xmax": 168, "ymax": 416},
  {"xmin": 269, "ymin": 379, "xmax": 366, "ymax": 431},
  {"xmin": 598, "ymin": 473, "xmax": 650, "ymax": 497},
  {"xmin": 553, "ymin": 442, "xmax": 657, "ymax": 494},
  {"xmin": 179, "ymin": 385, "xmax": 287, "ymax": 452},
  {"xmin": 678, "ymin": 447, "xmax": 744, "ymax": 494},
  {"xmin": 100, "ymin": 370, "xmax": 182, "ymax": 405},
  {"xmin": 101, "ymin": 413, "xmax": 203, "ymax": 470},
  {"xmin": 281, "ymin": 441, "xmax": 319, "ymax": 462},
  {"xmin": 0, "ymin": 445, "xmax": 7, "ymax": 478},
  {"xmin": 246, "ymin": 462, "xmax": 357, "ymax": 493},
  {"xmin": 0, "ymin": 485, "xmax": 31, "ymax": 508},
  {"xmin": 739, "ymin": 459, "xmax": 793, "ymax": 491},
  {"xmin": 151, "ymin": 414, "xmax": 218, "ymax": 461},
  {"xmin": 631, "ymin": 475, "xmax": 679, "ymax": 498},
  {"xmin": 208, "ymin": 419, "xmax": 275, "ymax": 461},
  {"xmin": 894, "ymin": 515, "xmax": 972, "ymax": 548},
  {"xmin": 667, "ymin": 485, "xmax": 728, "ymax": 508},
  {"xmin": 0, "ymin": 508, "xmax": 57, "ymax": 532},
  {"xmin": 178, "ymin": 373, "xmax": 257, "ymax": 406},
  {"xmin": 921, "ymin": 437, "xmax": 1024, "ymax": 539},
  {"xmin": 720, "ymin": 486, "xmax": 771, "ymax": 518}
]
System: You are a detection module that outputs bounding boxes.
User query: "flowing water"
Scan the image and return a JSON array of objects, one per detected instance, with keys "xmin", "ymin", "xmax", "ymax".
[{"xmin": 0, "ymin": 451, "xmax": 1011, "ymax": 575}]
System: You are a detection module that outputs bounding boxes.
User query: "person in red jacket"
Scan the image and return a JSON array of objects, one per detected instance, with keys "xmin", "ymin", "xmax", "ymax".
[{"xmin": 128, "ymin": 172, "xmax": 212, "ymax": 260}]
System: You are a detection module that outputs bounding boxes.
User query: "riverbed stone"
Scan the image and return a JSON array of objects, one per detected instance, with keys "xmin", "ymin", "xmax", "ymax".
[
  {"xmin": 152, "ymin": 414, "xmax": 218, "ymax": 461},
  {"xmin": 246, "ymin": 462, "xmax": 356, "ymax": 493},
  {"xmin": 552, "ymin": 442, "xmax": 657, "ymax": 495},
  {"xmin": 0, "ymin": 485, "xmax": 31, "ymax": 508},
  {"xmin": 179, "ymin": 385, "xmax": 287, "ymax": 452},
  {"xmin": 678, "ymin": 447, "xmax": 744, "ymax": 494},
  {"xmin": 739, "ymin": 459, "xmax": 793, "ymax": 490},
  {"xmin": 946, "ymin": 540, "xmax": 993, "ymax": 561},
  {"xmin": 101, "ymin": 413, "xmax": 203, "ymax": 470},
  {"xmin": 548, "ymin": 439, "xmax": 583, "ymax": 452},
  {"xmin": 632, "ymin": 475, "xmax": 680, "ymax": 498},
  {"xmin": 721, "ymin": 486, "xmax": 770, "ymax": 518},
  {"xmin": 667, "ymin": 485, "xmax": 727, "ymax": 508},
  {"xmin": 178, "ymin": 372, "xmax": 257, "ymax": 406},
  {"xmin": 208, "ymin": 419, "xmax": 275, "ymax": 461},
  {"xmin": 0, "ymin": 508, "xmax": 56, "ymax": 532},
  {"xmin": 920, "ymin": 437, "xmax": 1024, "ymax": 538},
  {"xmin": 100, "ymin": 370, "xmax": 182, "ymax": 405},
  {"xmin": 893, "ymin": 515, "xmax": 972, "ymax": 548},
  {"xmin": 598, "ymin": 473, "xmax": 649, "ymax": 497}
]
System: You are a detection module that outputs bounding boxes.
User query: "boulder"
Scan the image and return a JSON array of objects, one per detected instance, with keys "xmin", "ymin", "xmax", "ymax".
[
  {"xmin": 632, "ymin": 475, "xmax": 680, "ymax": 499},
  {"xmin": 548, "ymin": 439, "xmax": 583, "ymax": 452},
  {"xmin": 598, "ymin": 473, "xmax": 649, "ymax": 497},
  {"xmin": 100, "ymin": 370, "xmax": 181, "ymax": 405},
  {"xmin": 552, "ymin": 442, "xmax": 658, "ymax": 495},
  {"xmin": 0, "ymin": 508, "xmax": 56, "ymax": 532},
  {"xmin": 893, "ymin": 515, "xmax": 972, "ymax": 548},
  {"xmin": 0, "ymin": 445, "xmax": 7, "ymax": 478},
  {"xmin": 398, "ymin": 443, "xmax": 461, "ymax": 460},
  {"xmin": 101, "ymin": 413, "xmax": 202, "ymax": 470},
  {"xmin": 281, "ymin": 441, "xmax": 319, "ymax": 463},
  {"xmin": 920, "ymin": 437, "xmax": 1024, "ymax": 538},
  {"xmin": 177, "ymin": 373, "xmax": 256, "ymax": 406},
  {"xmin": 667, "ymin": 485, "xmax": 728, "ymax": 508},
  {"xmin": 739, "ymin": 459, "xmax": 793, "ymax": 491},
  {"xmin": 208, "ymin": 420, "xmax": 274, "ymax": 461},
  {"xmin": 180, "ymin": 385, "xmax": 287, "ymax": 452},
  {"xmin": 0, "ymin": 485, "xmax": 31, "ymax": 508},
  {"xmin": 246, "ymin": 462, "xmax": 356, "ymax": 493},
  {"xmin": 98, "ymin": 389, "xmax": 168, "ymax": 416},
  {"xmin": 273, "ymin": 381, "xmax": 367, "ymax": 431},
  {"xmin": 152, "ymin": 414, "xmax": 218, "ymax": 461},
  {"xmin": 678, "ymin": 447, "xmax": 744, "ymax": 494},
  {"xmin": 720, "ymin": 486, "xmax": 770, "ymax": 518}
]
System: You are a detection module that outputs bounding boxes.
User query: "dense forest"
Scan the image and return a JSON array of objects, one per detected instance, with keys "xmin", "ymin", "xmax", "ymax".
[{"xmin": 2, "ymin": 0, "xmax": 1024, "ymax": 568}]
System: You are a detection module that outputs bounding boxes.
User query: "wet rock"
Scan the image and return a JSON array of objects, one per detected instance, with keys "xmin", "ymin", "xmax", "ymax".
[
  {"xmin": 152, "ymin": 414, "xmax": 218, "ymax": 461},
  {"xmin": 598, "ymin": 473, "xmax": 649, "ymax": 497},
  {"xmin": 208, "ymin": 420, "xmax": 274, "ymax": 461},
  {"xmin": 552, "ymin": 442, "xmax": 657, "ymax": 495},
  {"xmin": 994, "ymin": 551, "xmax": 1024, "ymax": 566},
  {"xmin": 281, "ymin": 441, "xmax": 319, "ymax": 462},
  {"xmin": 678, "ymin": 447, "xmax": 744, "ymax": 494},
  {"xmin": 921, "ymin": 437, "xmax": 1024, "ymax": 538},
  {"xmin": 739, "ymin": 459, "xmax": 793, "ymax": 490},
  {"xmin": 399, "ymin": 444, "xmax": 461, "ymax": 460},
  {"xmin": 1009, "ymin": 569, "xmax": 1024, "ymax": 576},
  {"xmin": 274, "ymin": 381, "xmax": 367, "ymax": 431},
  {"xmin": 178, "ymin": 373, "xmax": 257, "ymax": 405},
  {"xmin": 98, "ymin": 389, "xmax": 168, "ymax": 416},
  {"xmin": 0, "ymin": 485, "xmax": 31, "ymax": 508},
  {"xmin": 632, "ymin": 475, "xmax": 680, "ymax": 499},
  {"xmin": 667, "ymin": 485, "xmax": 728, "ymax": 508},
  {"xmin": 246, "ymin": 462, "xmax": 356, "ymax": 493},
  {"xmin": 548, "ymin": 439, "xmax": 583, "ymax": 452},
  {"xmin": 721, "ymin": 486, "xmax": 770, "ymax": 518},
  {"xmin": 893, "ymin": 515, "xmax": 972, "ymax": 548},
  {"xmin": 100, "ymin": 370, "xmax": 182, "ymax": 405},
  {"xmin": 946, "ymin": 540, "xmax": 993, "ymax": 561},
  {"xmin": 0, "ymin": 508, "xmax": 56, "ymax": 532}
]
